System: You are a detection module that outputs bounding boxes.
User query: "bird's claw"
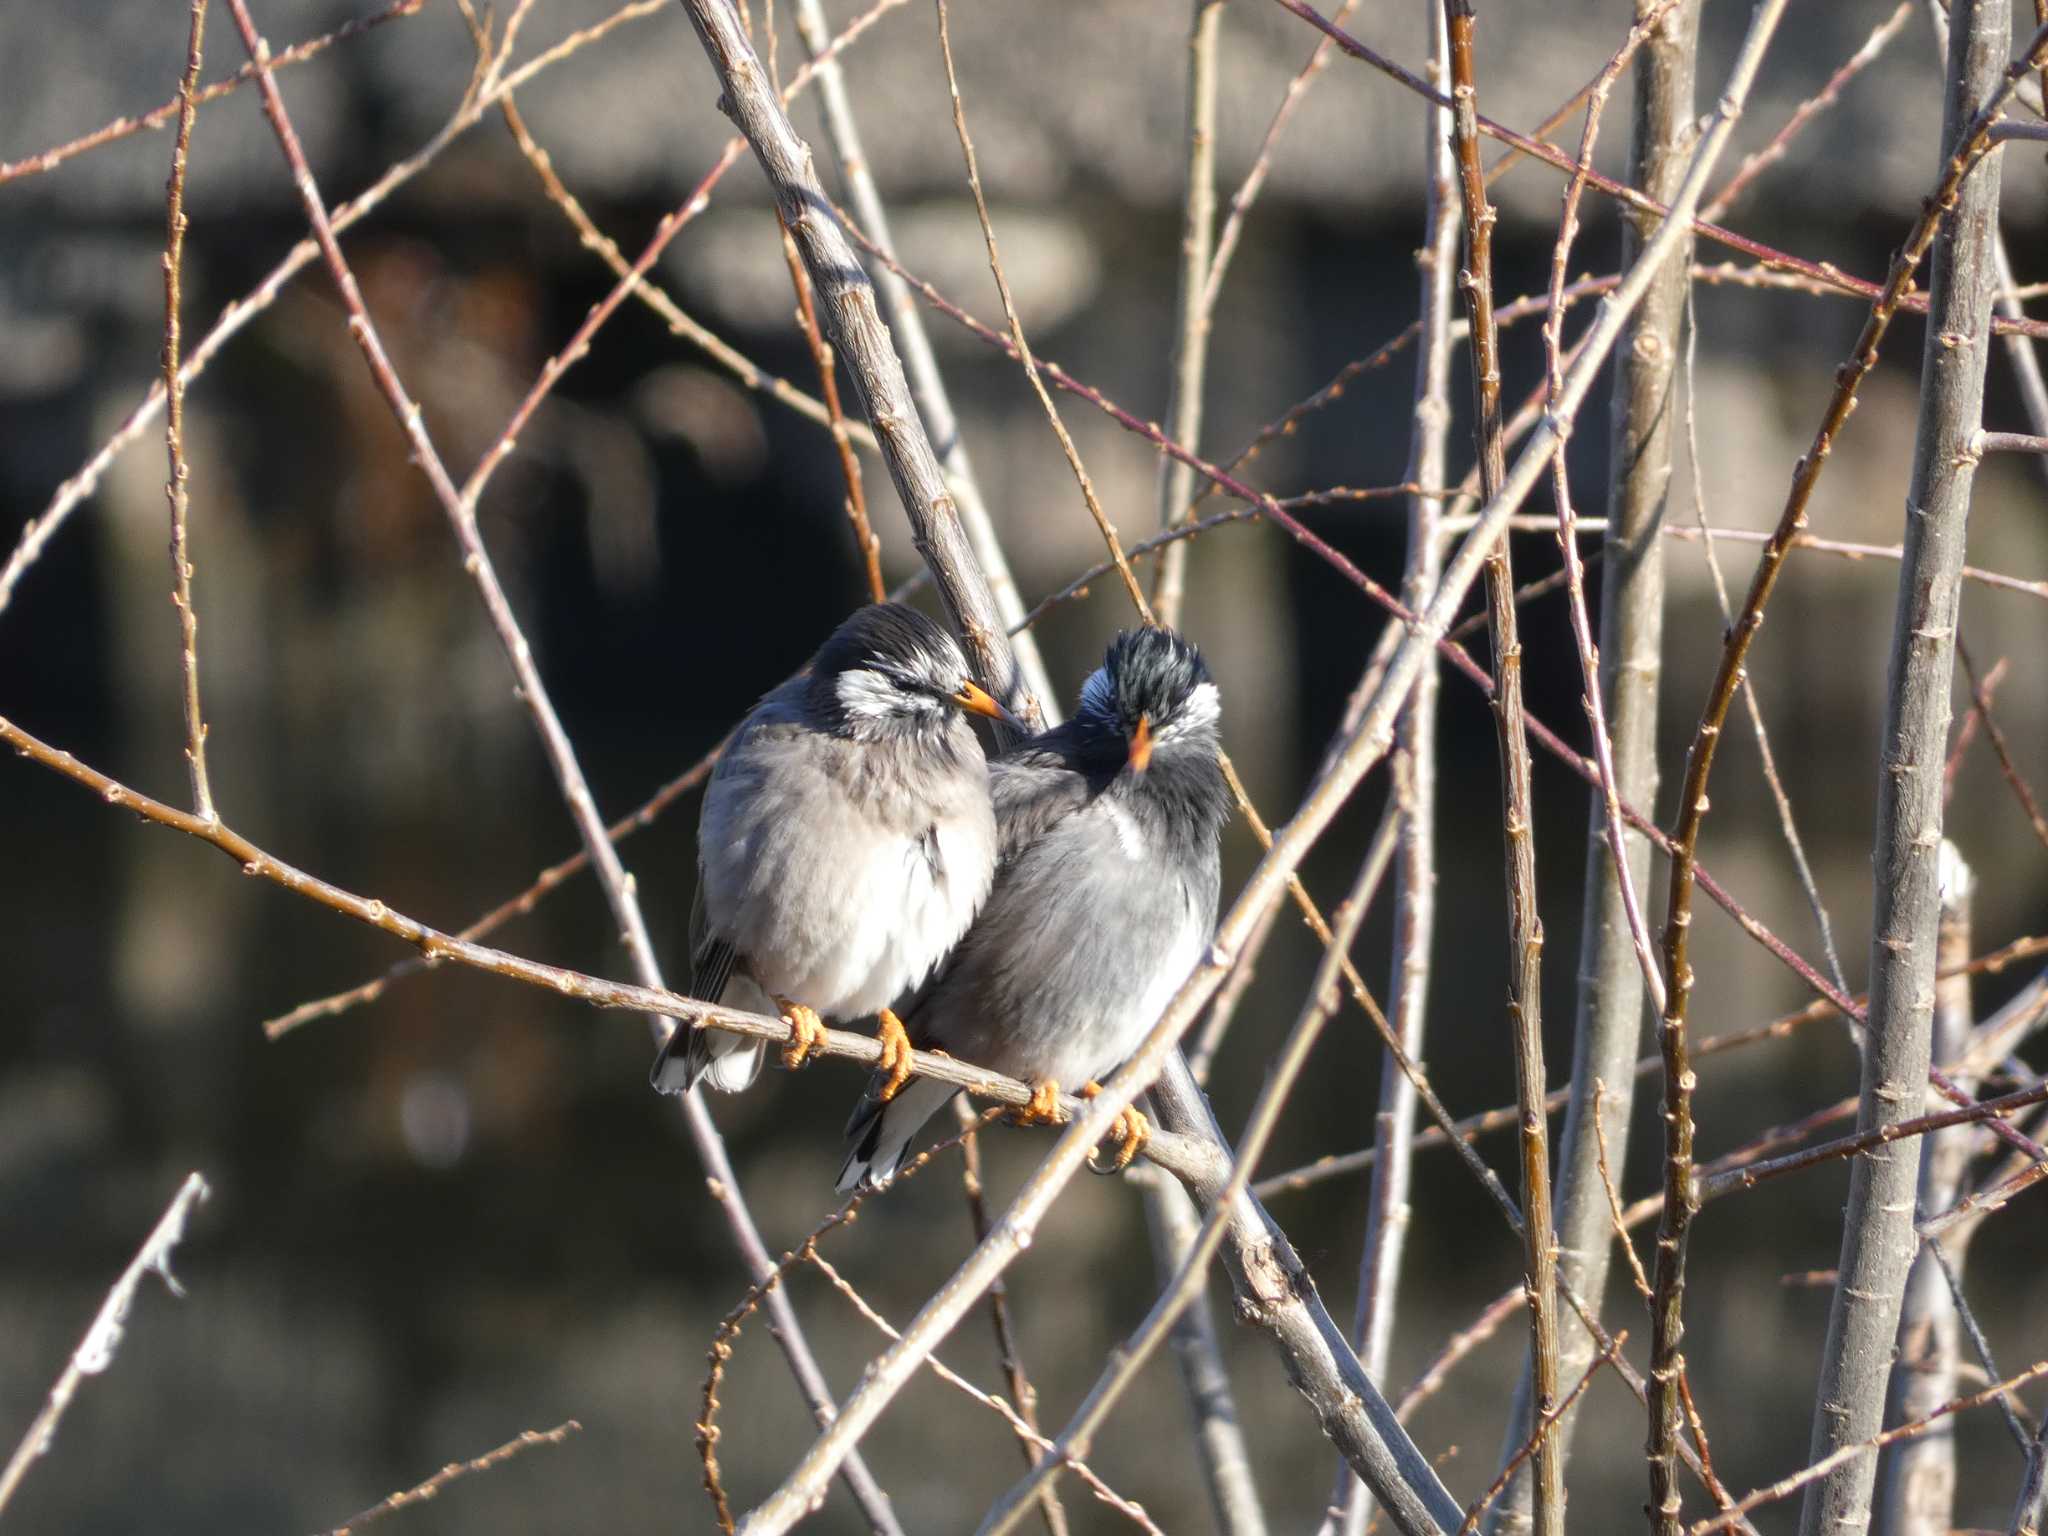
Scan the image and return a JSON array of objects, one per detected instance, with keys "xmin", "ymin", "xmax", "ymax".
[
  {"xmin": 775, "ymin": 996, "xmax": 827, "ymax": 1069},
  {"xmin": 1011, "ymin": 1079, "xmax": 1066, "ymax": 1127},
  {"xmin": 1082, "ymin": 1082, "xmax": 1149, "ymax": 1174},
  {"xmin": 874, "ymin": 1008, "xmax": 914, "ymax": 1103}
]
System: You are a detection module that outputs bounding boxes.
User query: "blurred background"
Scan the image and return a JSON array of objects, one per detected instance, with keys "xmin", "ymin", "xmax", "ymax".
[{"xmin": 2, "ymin": 0, "xmax": 2046, "ymax": 1529}]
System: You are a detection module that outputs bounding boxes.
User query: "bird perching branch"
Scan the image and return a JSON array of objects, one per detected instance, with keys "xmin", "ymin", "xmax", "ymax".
[
  {"xmin": 1443, "ymin": 6, "xmax": 1560, "ymax": 1533},
  {"xmin": 673, "ymin": 0, "xmax": 1037, "ymax": 734},
  {"xmin": 1799, "ymin": 0, "xmax": 2010, "ymax": 1529}
]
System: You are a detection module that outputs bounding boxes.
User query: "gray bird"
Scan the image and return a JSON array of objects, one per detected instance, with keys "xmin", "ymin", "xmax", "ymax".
[
  {"xmin": 651, "ymin": 603, "xmax": 1009, "ymax": 1095},
  {"xmin": 838, "ymin": 626, "xmax": 1230, "ymax": 1191}
]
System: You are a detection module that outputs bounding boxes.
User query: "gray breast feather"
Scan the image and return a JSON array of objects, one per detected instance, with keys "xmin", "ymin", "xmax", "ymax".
[
  {"xmin": 911, "ymin": 781, "xmax": 1214, "ymax": 1088},
  {"xmin": 694, "ymin": 688, "xmax": 996, "ymax": 1021}
]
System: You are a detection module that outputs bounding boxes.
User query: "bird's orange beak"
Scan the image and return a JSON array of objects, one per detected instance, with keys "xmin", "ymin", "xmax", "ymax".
[
  {"xmin": 951, "ymin": 680, "xmax": 1020, "ymax": 729},
  {"xmin": 1128, "ymin": 713, "xmax": 1154, "ymax": 776}
]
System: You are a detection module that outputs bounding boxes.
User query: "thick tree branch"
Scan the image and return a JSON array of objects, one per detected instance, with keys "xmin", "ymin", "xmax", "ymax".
[{"xmin": 1798, "ymin": 1, "xmax": 2008, "ymax": 1528}]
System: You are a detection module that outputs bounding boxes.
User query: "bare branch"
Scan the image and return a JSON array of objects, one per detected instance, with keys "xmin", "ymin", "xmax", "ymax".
[
  {"xmin": 1501, "ymin": 6, "xmax": 1697, "ymax": 1527},
  {"xmin": 0, "ymin": 1173, "xmax": 211, "ymax": 1517},
  {"xmin": 1333, "ymin": 25, "xmax": 1457, "ymax": 1517},
  {"xmin": 1150, "ymin": 0, "xmax": 1226, "ymax": 627},
  {"xmin": 1444, "ymin": 5, "xmax": 1561, "ymax": 1527},
  {"xmin": 325, "ymin": 1422, "xmax": 582, "ymax": 1535},
  {"xmin": 1799, "ymin": 1, "xmax": 2010, "ymax": 1528},
  {"xmin": 0, "ymin": 0, "xmax": 425, "ymax": 187},
  {"xmin": 162, "ymin": 0, "xmax": 216, "ymax": 824},
  {"xmin": 789, "ymin": 0, "xmax": 1057, "ymax": 722}
]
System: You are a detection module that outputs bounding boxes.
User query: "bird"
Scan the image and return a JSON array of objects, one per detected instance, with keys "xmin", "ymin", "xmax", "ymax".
[
  {"xmin": 650, "ymin": 603, "xmax": 1010, "ymax": 1096},
  {"xmin": 838, "ymin": 625, "xmax": 1230, "ymax": 1192}
]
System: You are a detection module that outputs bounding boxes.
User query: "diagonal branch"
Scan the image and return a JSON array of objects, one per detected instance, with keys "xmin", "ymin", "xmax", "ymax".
[
  {"xmin": 789, "ymin": 0, "xmax": 1056, "ymax": 722},
  {"xmin": 0, "ymin": 1173, "xmax": 211, "ymax": 1516}
]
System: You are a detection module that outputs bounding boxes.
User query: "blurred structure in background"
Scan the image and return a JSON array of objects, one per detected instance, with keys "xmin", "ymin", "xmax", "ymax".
[{"xmin": 1, "ymin": 1, "xmax": 2044, "ymax": 1530}]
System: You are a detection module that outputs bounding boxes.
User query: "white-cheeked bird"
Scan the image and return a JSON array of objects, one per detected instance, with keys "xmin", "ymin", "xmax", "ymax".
[
  {"xmin": 651, "ymin": 603, "xmax": 1009, "ymax": 1095},
  {"xmin": 839, "ymin": 625, "xmax": 1230, "ymax": 1190}
]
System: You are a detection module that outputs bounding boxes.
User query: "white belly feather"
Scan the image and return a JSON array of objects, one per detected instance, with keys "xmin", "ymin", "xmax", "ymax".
[{"xmin": 758, "ymin": 819, "xmax": 983, "ymax": 1020}]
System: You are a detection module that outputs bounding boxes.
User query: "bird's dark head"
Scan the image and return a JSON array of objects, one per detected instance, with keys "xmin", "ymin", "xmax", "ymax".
[
  {"xmin": 810, "ymin": 603, "xmax": 1013, "ymax": 743},
  {"xmin": 1075, "ymin": 626, "xmax": 1221, "ymax": 780}
]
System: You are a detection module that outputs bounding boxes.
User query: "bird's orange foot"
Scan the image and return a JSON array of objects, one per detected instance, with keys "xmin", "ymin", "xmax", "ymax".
[
  {"xmin": 874, "ymin": 1008, "xmax": 914, "ymax": 1103},
  {"xmin": 775, "ymin": 996, "xmax": 827, "ymax": 1069},
  {"xmin": 1010, "ymin": 1079, "xmax": 1066, "ymax": 1127},
  {"xmin": 1082, "ymin": 1081, "xmax": 1150, "ymax": 1174}
]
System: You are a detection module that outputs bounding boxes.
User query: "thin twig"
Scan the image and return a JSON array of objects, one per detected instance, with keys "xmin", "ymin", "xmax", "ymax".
[
  {"xmin": 1947, "ymin": 655, "xmax": 2010, "ymax": 802},
  {"xmin": 1201, "ymin": 0, "xmax": 1360, "ymax": 317},
  {"xmin": 1459, "ymin": 1337, "xmax": 1623, "ymax": 1536},
  {"xmin": 0, "ymin": 0, "xmax": 425, "ymax": 186},
  {"xmin": 326, "ymin": 1422, "xmax": 582, "ymax": 1535},
  {"xmin": 496, "ymin": 92, "xmax": 881, "ymax": 451},
  {"xmin": 932, "ymin": 0, "xmax": 1147, "ymax": 620},
  {"xmin": 1693, "ymin": 1360, "xmax": 2048, "ymax": 1535},
  {"xmin": 1680, "ymin": 305, "xmax": 1852, "ymax": 1000},
  {"xmin": 776, "ymin": 213, "xmax": 885, "ymax": 600},
  {"xmin": 789, "ymin": 0, "xmax": 1056, "ymax": 722},
  {"xmin": 1595, "ymin": 1081, "xmax": 1654, "ymax": 1305},
  {"xmin": 1701, "ymin": 1, "xmax": 1915, "ymax": 220},
  {"xmin": 1499, "ymin": 3, "xmax": 1697, "ymax": 1525},
  {"xmin": 162, "ymin": 0, "xmax": 216, "ymax": 823},
  {"xmin": 1958, "ymin": 639, "xmax": 2048, "ymax": 851},
  {"xmin": 1334, "ymin": 25, "xmax": 1457, "ymax": 1521},
  {"xmin": 1150, "ymin": 0, "xmax": 1226, "ymax": 627},
  {"xmin": 1444, "ymin": 6, "xmax": 1561, "ymax": 1530},
  {"xmin": 955, "ymin": 1098, "xmax": 1071, "ymax": 1536},
  {"xmin": 0, "ymin": 1173, "xmax": 210, "ymax": 1517}
]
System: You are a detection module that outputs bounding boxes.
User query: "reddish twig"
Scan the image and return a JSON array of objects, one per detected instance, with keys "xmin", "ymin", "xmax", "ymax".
[
  {"xmin": 1688, "ymin": 1360, "xmax": 2048, "ymax": 1534},
  {"xmin": 1269, "ymin": 0, "xmax": 2048, "ymax": 341},
  {"xmin": 777, "ymin": 214, "xmax": 885, "ymax": 600},
  {"xmin": 1444, "ymin": 9, "xmax": 1561, "ymax": 1528},
  {"xmin": 1702, "ymin": 1, "xmax": 1915, "ymax": 219},
  {"xmin": 0, "ymin": 0, "xmax": 425, "ymax": 187},
  {"xmin": 1945, "ymin": 654, "xmax": 2010, "ymax": 803},
  {"xmin": 1958, "ymin": 638, "xmax": 2048, "ymax": 851}
]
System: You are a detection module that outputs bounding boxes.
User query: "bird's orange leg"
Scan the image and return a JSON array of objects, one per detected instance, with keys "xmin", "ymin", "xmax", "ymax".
[
  {"xmin": 774, "ymin": 995, "xmax": 827, "ymax": 1069},
  {"xmin": 1081, "ymin": 1081, "xmax": 1150, "ymax": 1173},
  {"xmin": 874, "ymin": 1008, "xmax": 915, "ymax": 1103},
  {"xmin": 1011, "ymin": 1079, "xmax": 1066, "ymax": 1127}
]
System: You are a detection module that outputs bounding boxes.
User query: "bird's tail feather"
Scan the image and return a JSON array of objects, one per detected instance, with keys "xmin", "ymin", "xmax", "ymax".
[
  {"xmin": 650, "ymin": 976, "xmax": 771, "ymax": 1095},
  {"xmin": 837, "ymin": 1076, "xmax": 958, "ymax": 1193}
]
